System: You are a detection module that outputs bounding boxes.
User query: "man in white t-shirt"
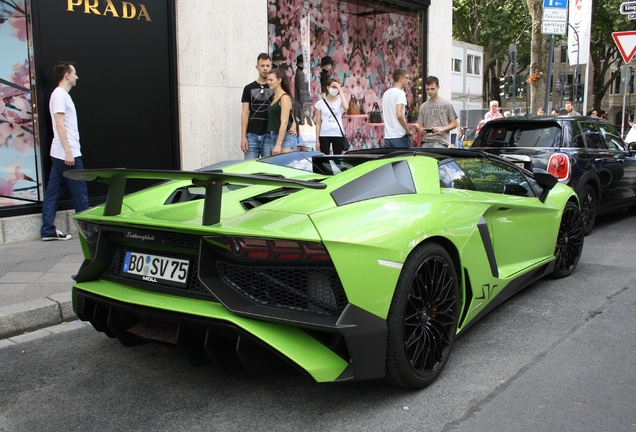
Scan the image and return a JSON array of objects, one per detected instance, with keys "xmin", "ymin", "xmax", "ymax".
[
  {"xmin": 382, "ymin": 68, "xmax": 413, "ymax": 148},
  {"xmin": 40, "ymin": 62, "xmax": 89, "ymax": 241}
]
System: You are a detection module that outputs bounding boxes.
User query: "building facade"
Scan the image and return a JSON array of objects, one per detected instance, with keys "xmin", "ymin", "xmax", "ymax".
[{"xmin": 0, "ymin": 0, "xmax": 452, "ymax": 240}]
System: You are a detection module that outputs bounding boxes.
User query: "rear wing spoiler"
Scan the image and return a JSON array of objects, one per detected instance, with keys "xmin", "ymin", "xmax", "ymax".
[{"xmin": 64, "ymin": 168, "xmax": 326, "ymax": 226}]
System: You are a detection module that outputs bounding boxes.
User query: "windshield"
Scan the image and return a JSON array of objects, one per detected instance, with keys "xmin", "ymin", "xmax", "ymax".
[
  {"xmin": 473, "ymin": 123, "xmax": 562, "ymax": 148},
  {"xmin": 259, "ymin": 152, "xmax": 379, "ymax": 175}
]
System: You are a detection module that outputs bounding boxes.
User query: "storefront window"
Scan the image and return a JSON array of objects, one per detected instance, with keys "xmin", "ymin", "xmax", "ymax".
[
  {"xmin": 0, "ymin": 1, "xmax": 40, "ymax": 208},
  {"xmin": 268, "ymin": 0, "xmax": 423, "ymax": 149}
]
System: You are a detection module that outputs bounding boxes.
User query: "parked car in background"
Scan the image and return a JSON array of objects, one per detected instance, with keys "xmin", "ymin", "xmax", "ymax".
[{"xmin": 471, "ymin": 115, "xmax": 636, "ymax": 235}]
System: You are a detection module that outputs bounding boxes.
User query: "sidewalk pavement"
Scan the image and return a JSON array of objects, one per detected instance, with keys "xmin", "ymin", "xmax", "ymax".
[{"xmin": 0, "ymin": 237, "xmax": 83, "ymax": 340}]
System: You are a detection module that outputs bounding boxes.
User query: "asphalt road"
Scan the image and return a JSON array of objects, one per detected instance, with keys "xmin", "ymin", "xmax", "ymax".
[{"xmin": 1, "ymin": 211, "xmax": 635, "ymax": 432}]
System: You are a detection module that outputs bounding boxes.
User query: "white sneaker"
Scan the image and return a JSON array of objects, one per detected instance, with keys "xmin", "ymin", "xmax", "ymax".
[{"xmin": 42, "ymin": 230, "xmax": 72, "ymax": 241}]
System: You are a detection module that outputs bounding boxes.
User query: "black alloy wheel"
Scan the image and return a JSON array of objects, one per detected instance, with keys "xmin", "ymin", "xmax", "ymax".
[
  {"xmin": 552, "ymin": 201, "xmax": 584, "ymax": 278},
  {"xmin": 384, "ymin": 243, "xmax": 459, "ymax": 389},
  {"xmin": 578, "ymin": 184, "xmax": 596, "ymax": 236}
]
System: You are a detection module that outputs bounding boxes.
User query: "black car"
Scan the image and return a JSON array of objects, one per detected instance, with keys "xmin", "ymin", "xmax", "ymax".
[{"xmin": 471, "ymin": 115, "xmax": 636, "ymax": 234}]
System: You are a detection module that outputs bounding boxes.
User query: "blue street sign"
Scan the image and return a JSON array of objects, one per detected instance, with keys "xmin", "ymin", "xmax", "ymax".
[{"xmin": 544, "ymin": 0, "xmax": 567, "ymax": 9}]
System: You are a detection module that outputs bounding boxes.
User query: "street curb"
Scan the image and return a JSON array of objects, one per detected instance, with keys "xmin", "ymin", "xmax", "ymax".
[{"xmin": 0, "ymin": 291, "xmax": 77, "ymax": 339}]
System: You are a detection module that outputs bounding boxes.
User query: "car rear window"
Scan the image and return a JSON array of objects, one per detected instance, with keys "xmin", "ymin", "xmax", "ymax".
[{"xmin": 473, "ymin": 123, "xmax": 561, "ymax": 148}]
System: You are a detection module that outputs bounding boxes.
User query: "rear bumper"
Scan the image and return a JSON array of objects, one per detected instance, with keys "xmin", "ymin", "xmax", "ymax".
[{"xmin": 73, "ymin": 281, "xmax": 387, "ymax": 383}]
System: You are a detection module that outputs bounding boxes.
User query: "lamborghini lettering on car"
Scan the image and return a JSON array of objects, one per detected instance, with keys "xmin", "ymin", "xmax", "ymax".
[{"xmin": 65, "ymin": 148, "xmax": 584, "ymax": 388}]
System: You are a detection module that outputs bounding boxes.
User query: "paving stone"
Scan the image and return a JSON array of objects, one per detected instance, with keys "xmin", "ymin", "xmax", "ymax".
[
  {"xmin": 13, "ymin": 260, "xmax": 57, "ymax": 273},
  {"xmin": 0, "ymin": 297, "xmax": 61, "ymax": 339},
  {"xmin": 48, "ymin": 291, "xmax": 78, "ymax": 322},
  {"xmin": 48, "ymin": 262, "xmax": 81, "ymax": 273},
  {"xmin": 59, "ymin": 254, "xmax": 86, "ymax": 263},
  {"xmin": 0, "ymin": 284, "xmax": 28, "ymax": 297},
  {"xmin": 0, "ymin": 339, "xmax": 17, "ymax": 349},
  {"xmin": 36, "ymin": 273, "xmax": 75, "ymax": 283},
  {"xmin": 47, "ymin": 320, "xmax": 85, "ymax": 334},
  {"xmin": 8, "ymin": 328, "xmax": 53, "ymax": 343},
  {"xmin": 0, "ymin": 272, "xmax": 44, "ymax": 284}
]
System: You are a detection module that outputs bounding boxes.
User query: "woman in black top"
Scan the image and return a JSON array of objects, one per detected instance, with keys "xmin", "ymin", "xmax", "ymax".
[{"xmin": 266, "ymin": 69, "xmax": 296, "ymax": 155}]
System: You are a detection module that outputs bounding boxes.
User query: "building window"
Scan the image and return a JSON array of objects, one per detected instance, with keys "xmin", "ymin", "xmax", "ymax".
[
  {"xmin": 453, "ymin": 58, "xmax": 462, "ymax": 73},
  {"xmin": 561, "ymin": 48, "xmax": 567, "ymax": 63},
  {"xmin": 466, "ymin": 54, "xmax": 481, "ymax": 76},
  {"xmin": 613, "ymin": 74, "xmax": 620, "ymax": 94}
]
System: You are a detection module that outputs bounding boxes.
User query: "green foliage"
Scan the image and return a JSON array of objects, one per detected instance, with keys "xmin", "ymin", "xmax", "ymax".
[
  {"xmin": 453, "ymin": 0, "xmax": 532, "ymax": 101},
  {"xmin": 589, "ymin": 0, "xmax": 636, "ymax": 108}
]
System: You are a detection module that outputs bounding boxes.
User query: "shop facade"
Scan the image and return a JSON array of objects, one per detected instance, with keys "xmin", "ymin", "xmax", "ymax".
[{"xmin": 0, "ymin": 0, "xmax": 451, "ymax": 238}]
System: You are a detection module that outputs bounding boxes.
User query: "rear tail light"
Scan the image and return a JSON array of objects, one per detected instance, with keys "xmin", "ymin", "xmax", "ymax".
[
  {"xmin": 206, "ymin": 236, "xmax": 331, "ymax": 261},
  {"xmin": 547, "ymin": 153, "xmax": 570, "ymax": 181}
]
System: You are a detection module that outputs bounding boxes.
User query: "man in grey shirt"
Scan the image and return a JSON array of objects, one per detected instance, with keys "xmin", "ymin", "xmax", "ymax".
[
  {"xmin": 565, "ymin": 101, "xmax": 581, "ymax": 116},
  {"xmin": 416, "ymin": 76, "xmax": 458, "ymax": 148}
]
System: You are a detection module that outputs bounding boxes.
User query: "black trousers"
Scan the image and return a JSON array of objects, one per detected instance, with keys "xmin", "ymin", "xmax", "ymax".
[{"xmin": 319, "ymin": 136, "xmax": 345, "ymax": 155}]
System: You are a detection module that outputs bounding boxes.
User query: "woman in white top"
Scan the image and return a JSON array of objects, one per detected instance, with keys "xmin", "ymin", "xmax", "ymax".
[{"xmin": 314, "ymin": 79, "xmax": 349, "ymax": 154}]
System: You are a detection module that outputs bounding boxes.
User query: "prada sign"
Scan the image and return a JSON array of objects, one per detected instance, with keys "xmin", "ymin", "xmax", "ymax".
[{"xmin": 67, "ymin": 0, "xmax": 152, "ymax": 21}]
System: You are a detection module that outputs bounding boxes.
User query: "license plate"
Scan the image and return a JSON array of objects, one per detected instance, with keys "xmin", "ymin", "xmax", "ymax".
[{"xmin": 122, "ymin": 251, "xmax": 189, "ymax": 286}]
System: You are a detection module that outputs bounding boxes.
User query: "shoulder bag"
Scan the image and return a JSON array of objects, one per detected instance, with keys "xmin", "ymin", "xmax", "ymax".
[{"xmin": 323, "ymin": 99, "xmax": 351, "ymax": 151}]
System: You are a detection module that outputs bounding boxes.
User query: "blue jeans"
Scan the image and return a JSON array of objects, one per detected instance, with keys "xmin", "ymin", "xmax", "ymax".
[
  {"xmin": 264, "ymin": 132, "xmax": 297, "ymax": 154},
  {"xmin": 384, "ymin": 135, "xmax": 411, "ymax": 148},
  {"xmin": 40, "ymin": 156, "xmax": 89, "ymax": 238},
  {"xmin": 245, "ymin": 133, "xmax": 269, "ymax": 159}
]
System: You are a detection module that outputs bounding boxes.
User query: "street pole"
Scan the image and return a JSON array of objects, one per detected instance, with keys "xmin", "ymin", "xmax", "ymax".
[{"xmin": 544, "ymin": 35, "xmax": 555, "ymax": 114}]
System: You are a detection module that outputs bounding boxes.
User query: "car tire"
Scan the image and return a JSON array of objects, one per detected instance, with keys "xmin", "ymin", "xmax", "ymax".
[
  {"xmin": 628, "ymin": 204, "xmax": 636, "ymax": 215},
  {"xmin": 552, "ymin": 201, "xmax": 584, "ymax": 279},
  {"xmin": 384, "ymin": 242, "xmax": 459, "ymax": 389},
  {"xmin": 578, "ymin": 184, "xmax": 597, "ymax": 236}
]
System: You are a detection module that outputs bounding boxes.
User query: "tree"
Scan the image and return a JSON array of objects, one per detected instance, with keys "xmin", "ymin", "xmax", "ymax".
[
  {"xmin": 453, "ymin": 0, "xmax": 532, "ymax": 104},
  {"xmin": 589, "ymin": 1, "xmax": 636, "ymax": 111},
  {"xmin": 524, "ymin": 0, "xmax": 546, "ymax": 114}
]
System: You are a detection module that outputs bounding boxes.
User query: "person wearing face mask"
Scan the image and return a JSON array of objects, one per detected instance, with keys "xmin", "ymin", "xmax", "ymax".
[
  {"xmin": 314, "ymin": 79, "xmax": 349, "ymax": 154},
  {"xmin": 320, "ymin": 56, "xmax": 333, "ymax": 96}
]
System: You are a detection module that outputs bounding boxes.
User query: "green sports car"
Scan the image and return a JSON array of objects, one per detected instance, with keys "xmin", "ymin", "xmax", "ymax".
[{"xmin": 65, "ymin": 148, "xmax": 584, "ymax": 389}]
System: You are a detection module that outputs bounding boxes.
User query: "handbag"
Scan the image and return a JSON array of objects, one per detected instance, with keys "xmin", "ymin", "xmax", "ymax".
[
  {"xmin": 347, "ymin": 94, "xmax": 360, "ymax": 115},
  {"xmin": 368, "ymin": 102, "xmax": 382, "ymax": 123},
  {"xmin": 323, "ymin": 98, "xmax": 351, "ymax": 151}
]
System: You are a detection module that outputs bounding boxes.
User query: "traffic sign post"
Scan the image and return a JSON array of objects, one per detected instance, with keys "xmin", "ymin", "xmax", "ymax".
[
  {"xmin": 542, "ymin": 0, "xmax": 568, "ymax": 113},
  {"xmin": 542, "ymin": 0, "xmax": 568, "ymax": 35}
]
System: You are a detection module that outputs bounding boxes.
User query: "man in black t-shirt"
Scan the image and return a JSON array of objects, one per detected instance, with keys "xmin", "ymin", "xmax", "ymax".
[{"xmin": 241, "ymin": 53, "xmax": 275, "ymax": 159}]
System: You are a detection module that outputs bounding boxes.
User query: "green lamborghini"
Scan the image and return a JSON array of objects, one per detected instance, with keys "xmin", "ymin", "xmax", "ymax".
[{"xmin": 65, "ymin": 148, "xmax": 584, "ymax": 389}]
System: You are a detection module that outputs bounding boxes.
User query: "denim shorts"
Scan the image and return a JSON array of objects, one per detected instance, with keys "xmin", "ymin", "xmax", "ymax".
[{"xmin": 265, "ymin": 132, "xmax": 297, "ymax": 154}]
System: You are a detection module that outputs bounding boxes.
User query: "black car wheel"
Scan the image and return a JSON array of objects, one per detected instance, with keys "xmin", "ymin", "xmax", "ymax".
[
  {"xmin": 578, "ymin": 184, "xmax": 596, "ymax": 236},
  {"xmin": 384, "ymin": 243, "xmax": 459, "ymax": 389},
  {"xmin": 552, "ymin": 201, "xmax": 584, "ymax": 278}
]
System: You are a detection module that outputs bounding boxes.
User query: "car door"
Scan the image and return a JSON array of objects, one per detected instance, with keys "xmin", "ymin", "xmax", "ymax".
[
  {"xmin": 578, "ymin": 121, "xmax": 621, "ymax": 205},
  {"xmin": 596, "ymin": 122, "xmax": 636, "ymax": 204},
  {"xmin": 457, "ymin": 158, "xmax": 559, "ymax": 277}
]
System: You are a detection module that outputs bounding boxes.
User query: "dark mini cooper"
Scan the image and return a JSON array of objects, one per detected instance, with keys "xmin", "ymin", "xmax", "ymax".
[{"xmin": 471, "ymin": 116, "xmax": 636, "ymax": 234}]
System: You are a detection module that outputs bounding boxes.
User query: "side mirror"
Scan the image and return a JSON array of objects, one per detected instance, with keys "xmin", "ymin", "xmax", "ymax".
[{"xmin": 533, "ymin": 169, "xmax": 558, "ymax": 203}]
